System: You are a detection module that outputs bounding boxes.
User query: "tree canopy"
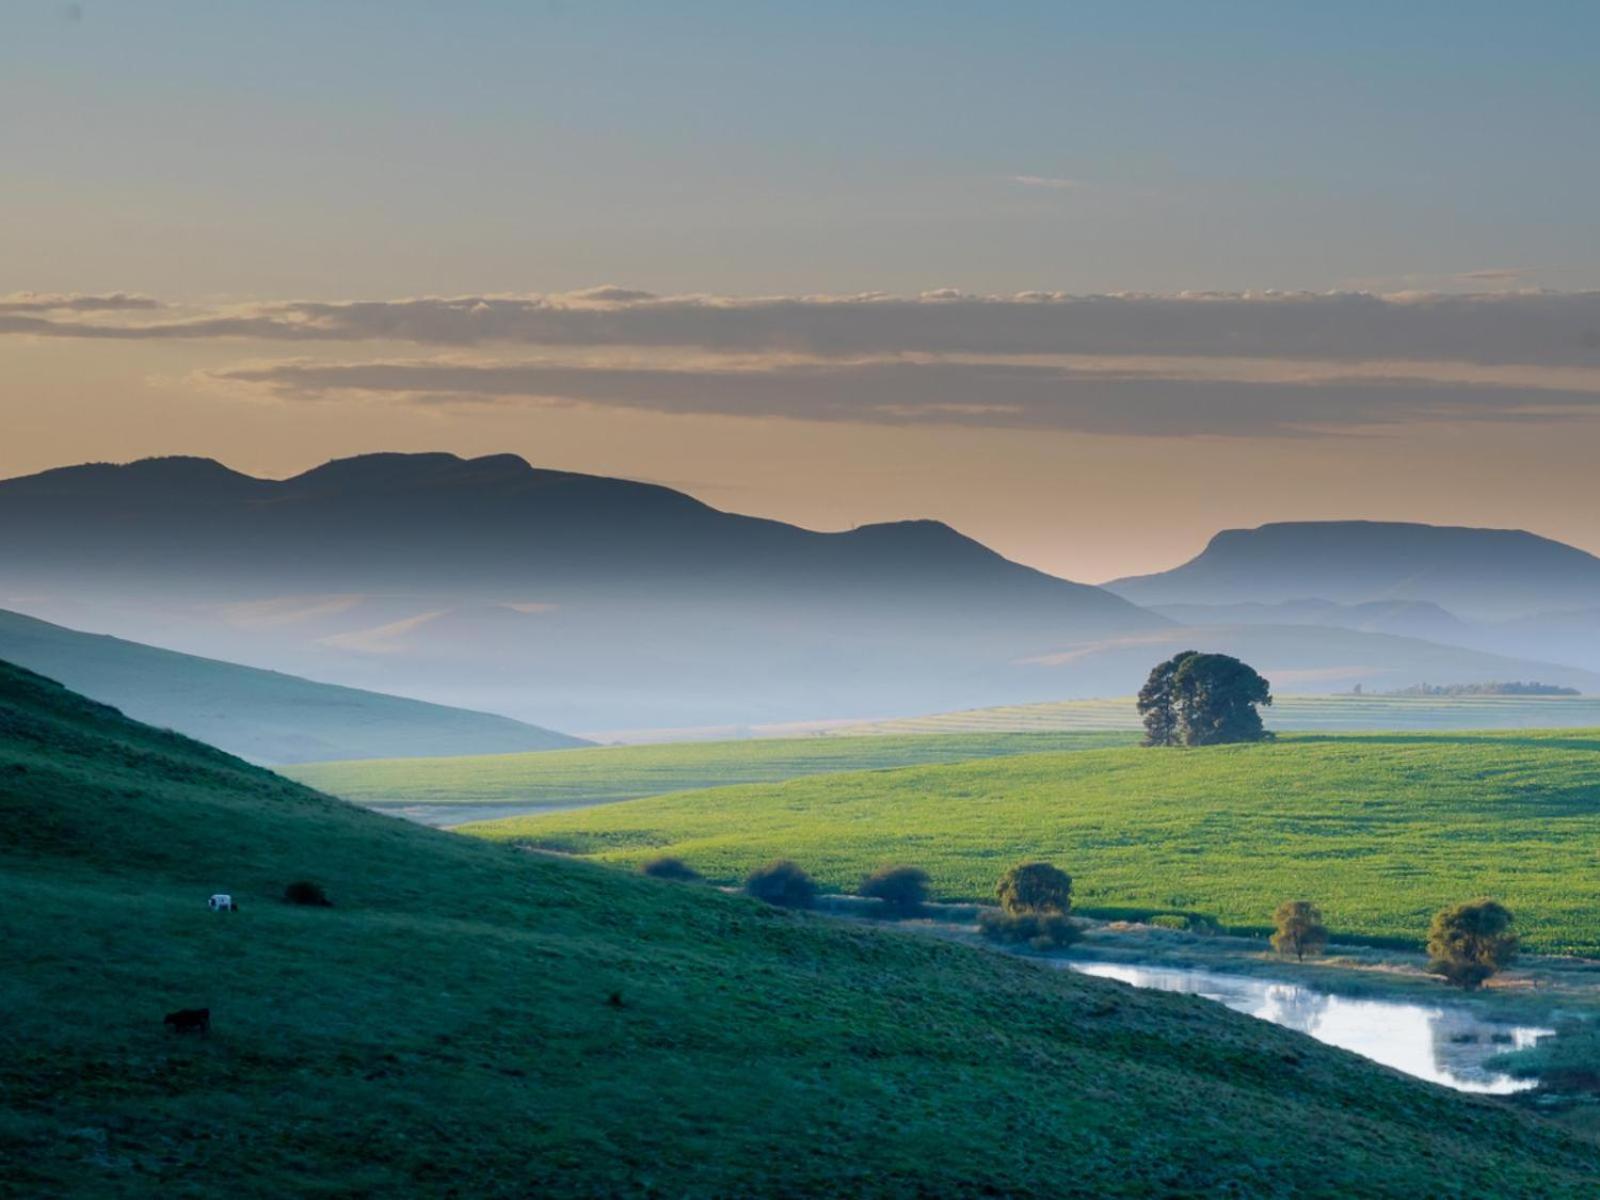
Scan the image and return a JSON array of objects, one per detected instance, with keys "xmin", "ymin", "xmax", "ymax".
[
  {"xmin": 1426, "ymin": 899, "xmax": 1518, "ymax": 990},
  {"xmin": 995, "ymin": 862, "xmax": 1073, "ymax": 915},
  {"xmin": 1138, "ymin": 651, "xmax": 1273, "ymax": 747},
  {"xmin": 1270, "ymin": 900, "xmax": 1329, "ymax": 962}
]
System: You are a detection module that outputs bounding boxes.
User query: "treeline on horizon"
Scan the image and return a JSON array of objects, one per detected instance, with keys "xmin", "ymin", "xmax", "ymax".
[{"xmin": 1384, "ymin": 682, "xmax": 1581, "ymax": 697}]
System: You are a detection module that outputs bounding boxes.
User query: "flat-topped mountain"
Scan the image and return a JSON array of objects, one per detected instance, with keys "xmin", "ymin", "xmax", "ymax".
[{"xmin": 1108, "ymin": 520, "xmax": 1600, "ymax": 621}]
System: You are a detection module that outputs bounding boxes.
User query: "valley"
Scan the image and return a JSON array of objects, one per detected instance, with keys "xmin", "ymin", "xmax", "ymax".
[{"xmin": 12, "ymin": 664, "xmax": 1598, "ymax": 1195}]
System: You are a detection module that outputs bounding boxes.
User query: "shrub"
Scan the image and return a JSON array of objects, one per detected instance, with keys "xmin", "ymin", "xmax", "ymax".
[
  {"xmin": 995, "ymin": 862, "xmax": 1073, "ymax": 916},
  {"xmin": 1427, "ymin": 899, "xmax": 1518, "ymax": 990},
  {"xmin": 744, "ymin": 860, "xmax": 817, "ymax": 909},
  {"xmin": 1270, "ymin": 900, "xmax": 1330, "ymax": 962},
  {"xmin": 640, "ymin": 856, "xmax": 702, "ymax": 882},
  {"xmin": 1148, "ymin": 914, "xmax": 1190, "ymax": 932},
  {"xmin": 858, "ymin": 865, "xmax": 930, "ymax": 917},
  {"xmin": 283, "ymin": 880, "xmax": 332, "ymax": 907},
  {"xmin": 979, "ymin": 910, "xmax": 1081, "ymax": 951}
]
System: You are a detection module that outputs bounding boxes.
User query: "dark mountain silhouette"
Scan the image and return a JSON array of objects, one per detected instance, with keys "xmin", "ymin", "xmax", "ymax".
[
  {"xmin": 0, "ymin": 607, "xmax": 587, "ymax": 764},
  {"xmin": 1108, "ymin": 521, "xmax": 1600, "ymax": 621},
  {"xmin": 0, "ymin": 453, "xmax": 1163, "ymax": 728}
]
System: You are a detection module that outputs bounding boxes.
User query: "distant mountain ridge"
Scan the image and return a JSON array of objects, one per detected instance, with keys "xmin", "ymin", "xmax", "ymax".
[
  {"xmin": 1108, "ymin": 520, "xmax": 1600, "ymax": 621},
  {"xmin": 0, "ymin": 607, "xmax": 587, "ymax": 764},
  {"xmin": 8, "ymin": 459, "xmax": 1596, "ymax": 727},
  {"xmin": 0, "ymin": 453, "xmax": 1162, "ymax": 727}
]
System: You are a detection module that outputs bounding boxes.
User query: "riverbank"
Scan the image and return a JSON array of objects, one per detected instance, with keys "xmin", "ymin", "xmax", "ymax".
[{"xmin": 816, "ymin": 895, "xmax": 1600, "ymax": 1129}]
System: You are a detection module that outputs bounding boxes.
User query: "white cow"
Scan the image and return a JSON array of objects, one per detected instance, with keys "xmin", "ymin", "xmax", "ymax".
[{"xmin": 208, "ymin": 893, "xmax": 237, "ymax": 912}]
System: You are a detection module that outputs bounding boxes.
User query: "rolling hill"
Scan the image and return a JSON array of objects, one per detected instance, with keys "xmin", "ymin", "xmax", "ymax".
[
  {"xmin": 2, "ymin": 660, "xmax": 1597, "ymax": 1196},
  {"xmin": 0, "ymin": 607, "xmax": 585, "ymax": 763}
]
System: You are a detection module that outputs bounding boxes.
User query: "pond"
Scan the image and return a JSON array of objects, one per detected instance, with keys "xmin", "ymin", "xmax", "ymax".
[{"xmin": 1063, "ymin": 960, "xmax": 1552, "ymax": 1094}]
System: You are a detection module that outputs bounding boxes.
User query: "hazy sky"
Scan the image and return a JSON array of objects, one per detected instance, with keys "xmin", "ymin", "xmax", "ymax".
[{"xmin": 4, "ymin": 1, "xmax": 1600, "ymax": 581}]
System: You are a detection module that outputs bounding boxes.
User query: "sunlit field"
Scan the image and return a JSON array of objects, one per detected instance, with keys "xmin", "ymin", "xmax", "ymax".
[
  {"xmin": 838, "ymin": 694, "xmax": 1600, "ymax": 736},
  {"xmin": 466, "ymin": 730, "xmax": 1600, "ymax": 956},
  {"xmin": 286, "ymin": 731, "xmax": 1132, "ymax": 814}
]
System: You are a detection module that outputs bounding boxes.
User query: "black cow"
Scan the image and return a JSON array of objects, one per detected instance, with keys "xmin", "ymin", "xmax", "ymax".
[{"xmin": 163, "ymin": 1007, "xmax": 210, "ymax": 1035}]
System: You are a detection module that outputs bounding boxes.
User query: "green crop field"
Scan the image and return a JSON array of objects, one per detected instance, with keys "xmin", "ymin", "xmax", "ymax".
[
  {"xmin": 467, "ymin": 730, "xmax": 1600, "ymax": 957},
  {"xmin": 840, "ymin": 693, "xmax": 1600, "ymax": 736},
  {"xmin": 285, "ymin": 730, "xmax": 1132, "ymax": 820},
  {"xmin": 12, "ymin": 664, "xmax": 1598, "ymax": 1194}
]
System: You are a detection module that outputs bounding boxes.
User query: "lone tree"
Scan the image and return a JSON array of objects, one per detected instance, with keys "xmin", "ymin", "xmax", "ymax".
[
  {"xmin": 858, "ymin": 865, "xmax": 931, "ymax": 917},
  {"xmin": 1138, "ymin": 651, "xmax": 1273, "ymax": 747},
  {"xmin": 1427, "ymin": 899, "xmax": 1518, "ymax": 990},
  {"xmin": 1271, "ymin": 900, "xmax": 1329, "ymax": 962},
  {"xmin": 995, "ymin": 862, "xmax": 1073, "ymax": 915},
  {"xmin": 744, "ymin": 859, "xmax": 818, "ymax": 909}
]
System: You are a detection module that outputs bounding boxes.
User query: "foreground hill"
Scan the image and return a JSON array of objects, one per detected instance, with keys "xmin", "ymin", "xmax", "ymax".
[
  {"xmin": 476, "ymin": 731, "xmax": 1600, "ymax": 956},
  {"xmin": 3, "ymin": 664, "xmax": 1596, "ymax": 1195},
  {"xmin": 0, "ymin": 452, "xmax": 1160, "ymax": 727},
  {"xmin": 1108, "ymin": 520, "xmax": 1600, "ymax": 621},
  {"xmin": 0, "ymin": 608, "xmax": 585, "ymax": 763}
]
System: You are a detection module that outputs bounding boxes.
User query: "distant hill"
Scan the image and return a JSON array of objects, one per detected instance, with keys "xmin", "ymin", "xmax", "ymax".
[
  {"xmin": 3, "ymin": 660, "xmax": 1595, "ymax": 1196},
  {"xmin": 0, "ymin": 608, "xmax": 586, "ymax": 763},
  {"xmin": 1015, "ymin": 622, "xmax": 1600, "ymax": 698},
  {"xmin": 1109, "ymin": 521, "xmax": 1600, "ymax": 621},
  {"xmin": 0, "ymin": 453, "xmax": 1163, "ymax": 728},
  {"xmin": 1148, "ymin": 597, "xmax": 1471, "ymax": 643}
]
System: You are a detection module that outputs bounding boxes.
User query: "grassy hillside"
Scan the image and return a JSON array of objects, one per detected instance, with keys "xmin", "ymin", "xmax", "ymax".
[
  {"xmin": 286, "ymin": 730, "xmax": 1132, "ymax": 819},
  {"xmin": 840, "ymin": 693, "xmax": 1600, "ymax": 736},
  {"xmin": 4, "ymin": 664, "xmax": 1598, "ymax": 1195},
  {"xmin": 0, "ymin": 607, "xmax": 586, "ymax": 763},
  {"xmin": 470, "ymin": 731, "xmax": 1600, "ymax": 956}
]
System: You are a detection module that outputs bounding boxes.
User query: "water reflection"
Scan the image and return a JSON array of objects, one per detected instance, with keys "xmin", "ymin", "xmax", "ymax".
[{"xmin": 1065, "ymin": 961, "xmax": 1550, "ymax": 1094}]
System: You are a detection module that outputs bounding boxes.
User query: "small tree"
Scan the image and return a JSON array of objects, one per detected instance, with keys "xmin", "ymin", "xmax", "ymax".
[
  {"xmin": 1427, "ymin": 899, "xmax": 1518, "ymax": 990},
  {"xmin": 858, "ymin": 866, "xmax": 930, "ymax": 917},
  {"xmin": 745, "ymin": 859, "xmax": 817, "ymax": 909},
  {"xmin": 995, "ymin": 862, "xmax": 1073, "ymax": 916},
  {"xmin": 640, "ymin": 856, "xmax": 701, "ymax": 882},
  {"xmin": 1271, "ymin": 900, "xmax": 1329, "ymax": 962}
]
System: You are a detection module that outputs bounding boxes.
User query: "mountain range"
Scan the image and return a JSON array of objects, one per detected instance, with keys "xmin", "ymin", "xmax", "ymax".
[{"xmin": 1, "ymin": 455, "xmax": 1595, "ymax": 729}]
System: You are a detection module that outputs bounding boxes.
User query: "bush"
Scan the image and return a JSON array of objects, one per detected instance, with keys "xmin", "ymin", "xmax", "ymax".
[
  {"xmin": 1148, "ymin": 914, "xmax": 1190, "ymax": 932},
  {"xmin": 1427, "ymin": 899, "xmax": 1518, "ymax": 990},
  {"xmin": 283, "ymin": 880, "xmax": 332, "ymax": 907},
  {"xmin": 744, "ymin": 860, "xmax": 817, "ymax": 909},
  {"xmin": 979, "ymin": 910, "xmax": 1081, "ymax": 951},
  {"xmin": 640, "ymin": 856, "xmax": 702, "ymax": 882},
  {"xmin": 1271, "ymin": 899, "xmax": 1329, "ymax": 962},
  {"xmin": 858, "ymin": 865, "xmax": 930, "ymax": 917},
  {"xmin": 995, "ymin": 862, "xmax": 1073, "ymax": 916}
]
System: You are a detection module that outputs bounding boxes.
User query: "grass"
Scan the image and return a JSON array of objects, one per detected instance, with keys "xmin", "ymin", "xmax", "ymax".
[
  {"xmin": 6, "ymin": 662, "xmax": 1600, "ymax": 1195},
  {"xmin": 466, "ymin": 730, "xmax": 1600, "ymax": 957},
  {"xmin": 839, "ymin": 693, "xmax": 1600, "ymax": 735},
  {"xmin": 285, "ymin": 730, "xmax": 1132, "ymax": 813}
]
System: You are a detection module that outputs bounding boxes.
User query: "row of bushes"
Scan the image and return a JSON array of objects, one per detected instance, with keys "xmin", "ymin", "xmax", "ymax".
[
  {"xmin": 639, "ymin": 854, "xmax": 1083, "ymax": 950},
  {"xmin": 641, "ymin": 854, "xmax": 1519, "ymax": 988}
]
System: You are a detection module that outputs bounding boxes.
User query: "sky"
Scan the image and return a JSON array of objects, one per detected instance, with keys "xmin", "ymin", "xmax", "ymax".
[{"xmin": 4, "ymin": 1, "xmax": 1600, "ymax": 581}]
